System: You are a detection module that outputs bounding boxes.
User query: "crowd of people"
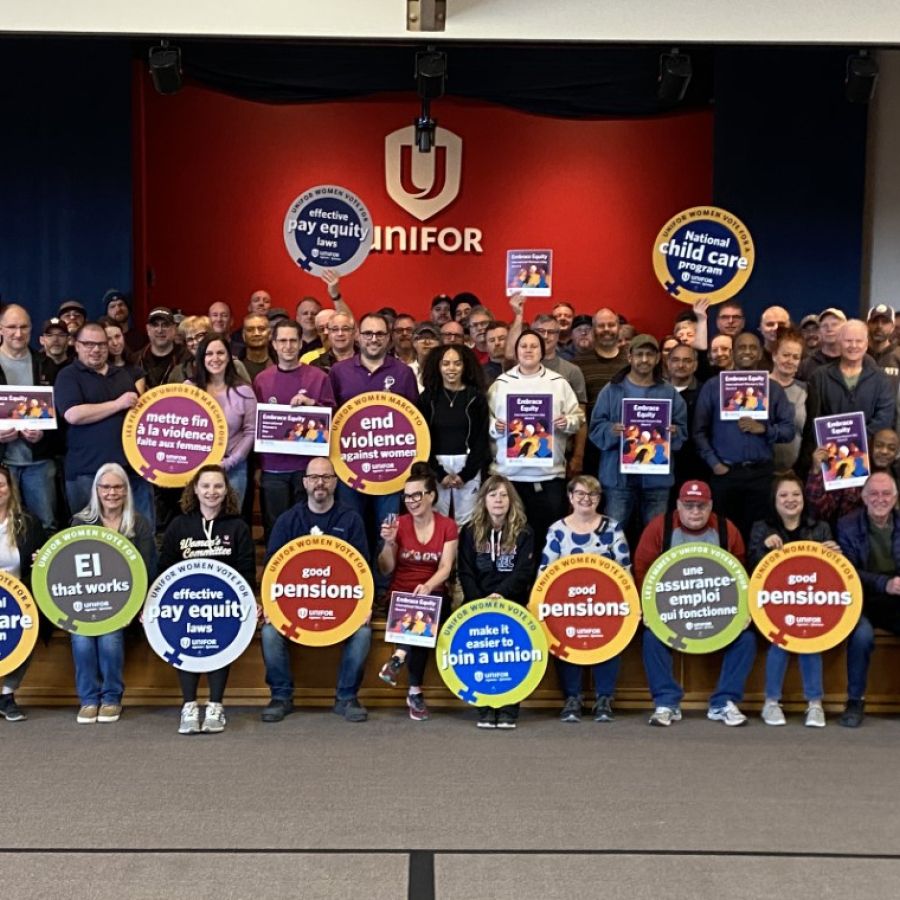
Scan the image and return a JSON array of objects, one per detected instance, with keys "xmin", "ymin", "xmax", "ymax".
[{"xmin": 1, "ymin": 282, "xmax": 899, "ymax": 733}]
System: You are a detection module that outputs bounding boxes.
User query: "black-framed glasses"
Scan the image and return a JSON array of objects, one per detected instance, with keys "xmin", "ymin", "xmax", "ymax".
[
  {"xmin": 360, "ymin": 330, "xmax": 389, "ymax": 340},
  {"xmin": 304, "ymin": 474, "xmax": 336, "ymax": 483},
  {"xmin": 403, "ymin": 491, "xmax": 425, "ymax": 503}
]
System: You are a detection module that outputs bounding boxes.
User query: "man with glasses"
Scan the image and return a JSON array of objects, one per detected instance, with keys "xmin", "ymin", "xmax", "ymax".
[
  {"xmin": 57, "ymin": 299, "xmax": 87, "ymax": 341},
  {"xmin": 440, "ymin": 321, "xmax": 465, "ymax": 345},
  {"xmin": 260, "ymin": 456, "xmax": 371, "ymax": 723},
  {"xmin": 391, "ymin": 314, "xmax": 417, "ymax": 365},
  {"xmin": 54, "ymin": 321, "xmax": 155, "ymax": 527},
  {"xmin": 634, "ymin": 479, "xmax": 753, "ymax": 728},
  {"xmin": 254, "ymin": 319, "xmax": 336, "ymax": 543},
  {"xmin": 465, "ymin": 306, "xmax": 492, "ymax": 364},
  {"xmin": 552, "ymin": 301, "xmax": 577, "ymax": 360},
  {"xmin": 0, "ymin": 305, "xmax": 62, "ymax": 530},
  {"xmin": 138, "ymin": 306, "xmax": 186, "ymax": 389},
  {"xmin": 313, "ymin": 313, "xmax": 357, "ymax": 375},
  {"xmin": 483, "ymin": 321, "xmax": 509, "ymax": 387},
  {"xmin": 715, "ymin": 302, "xmax": 745, "ymax": 338},
  {"xmin": 37, "ymin": 317, "xmax": 73, "ymax": 384},
  {"xmin": 300, "ymin": 309, "xmax": 336, "ymax": 365}
]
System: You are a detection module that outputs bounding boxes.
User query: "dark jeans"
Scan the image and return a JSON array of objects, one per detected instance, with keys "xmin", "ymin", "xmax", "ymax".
[
  {"xmin": 846, "ymin": 604, "xmax": 900, "ymax": 701},
  {"xmin": 555, "ymin": 656, "xmax": 621, "ymax": 699},
  {"xmin": 512, "ymin": 478, "xmax": 568, "ymax": 557},
  {"xmin": 710, "ymin": 461, "xmax": 773, "ymax": 542}
]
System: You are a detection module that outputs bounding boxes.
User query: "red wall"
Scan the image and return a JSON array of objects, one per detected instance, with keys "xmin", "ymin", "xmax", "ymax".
[{"xmin": 135, "ymin": 77, "xmax": 713, "ymax": 332}]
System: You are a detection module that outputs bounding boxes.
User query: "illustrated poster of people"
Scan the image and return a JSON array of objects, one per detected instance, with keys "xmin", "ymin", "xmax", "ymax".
[
  {"xmin": 814, "ymin": 412, "xmax": 870, "ymax": 491},
  {"xmin": 620, "ymin": 398, "xmax": 672, "ymax": 475}
]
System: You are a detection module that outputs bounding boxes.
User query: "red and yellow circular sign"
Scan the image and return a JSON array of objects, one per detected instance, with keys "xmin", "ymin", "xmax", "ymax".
[
  {"xmin": 261, "ymin": 535, "xmax": 373, "ymax": 646},
  {"xmin": 748, "ymin": 541, "xmax": 862, "ymax": 653},
  {"xmin": 330, "ymin": 391, "xmax": 430, "ymax": 495},
  {"xmin": 528, "ymin": 555, "xmax": 640, "ymax": 664}
]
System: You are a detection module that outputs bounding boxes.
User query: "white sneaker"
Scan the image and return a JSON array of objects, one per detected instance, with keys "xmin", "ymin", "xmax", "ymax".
[
  {"xmin": 201, "ymin": 702, "xmax": 226, "ymax": 734},
  {"xmin": 178, "ymin": 701, "xmax": 200, "ymax": 735},
  {"xmin": 649, "ymin": 706, "xmax": 682, "ymax": 727},
  {"xmin": 805, "ymin": 704, "xmax": 826, "ymax": 728},
  {"xmin": 707, "ymin": 700, "xmax": 747, "ymax": 726},
  {"xmin": 761, "ymin": 700, "xmax": 786, "ymax": 726}
]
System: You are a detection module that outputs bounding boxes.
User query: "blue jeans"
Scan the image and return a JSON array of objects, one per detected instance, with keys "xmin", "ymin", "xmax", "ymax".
[
  {"xmin": 642, "ymin": 628, "xmax": 756, "ymax": 709},
  {"xmin": 555, "ymin": 656, "xmax": 621, "ymax": 699},
  {"xmin": 66, "ymin": 471, "xmax": 156, "ymax": 532},
  {"xmin": 260, "ymin": 622, "xmax": 372, "ymax": 701},
  {"xmin": 765, "ymin": 645, "xmax": 823, "ymax": 701},
  {"xmin": 604, "ymin": 486, "xmax": 670, "ymax": 530},
  {"xmin": 226, "ymin": 459, "xmax": 248, "ymax": 508},
  {"xmin": 336, "ymin": 484, "xmax": 401, "ymax": 592},
  {"xmin": 846, "ymin": 615, "xmax": 876, "ymax": 701},
  {"xmin": 70, "ymin": 630, "xmax": 125, "ymax": 706},
  {"xmin": 260, "ymin": 470, "xmax": 306, "ymax": 543},
  {"xmin": 8, "ymin": 459, "xmax": 58, "ymax": 530}
]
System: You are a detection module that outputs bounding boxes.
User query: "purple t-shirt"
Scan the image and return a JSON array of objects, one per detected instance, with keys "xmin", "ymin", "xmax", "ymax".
[
  {"xmin": 253, "ymin": 364, "xmax": 336, "ymax": 473},
  {"xmin": 329, "ymin": 354, "xmax": 419, "ymax": 408}
]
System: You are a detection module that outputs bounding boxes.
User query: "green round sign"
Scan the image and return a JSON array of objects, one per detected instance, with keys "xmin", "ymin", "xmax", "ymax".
[
  {"xmin": 641, "ymin": 542, "xmax": 749, "ymax": 654},
  {"xmin": 32, "ymin": 525, "xmax": 148, "ymax": 636}
]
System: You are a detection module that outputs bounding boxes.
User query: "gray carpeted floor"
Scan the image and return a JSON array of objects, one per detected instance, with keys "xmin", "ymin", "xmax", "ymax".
[{"xmin": 4, "ymin": 704, "xmax": 900, "ymax": 898}]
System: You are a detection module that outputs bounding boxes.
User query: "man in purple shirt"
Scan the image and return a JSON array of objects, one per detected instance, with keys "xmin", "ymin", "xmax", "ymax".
[
  {"xmin": 254, "ymin": 319, "xmax": 336, "ymax": 543},
  {"xmin": 329, "ymin": 313, "xmax": 419, "ymax": 593}
]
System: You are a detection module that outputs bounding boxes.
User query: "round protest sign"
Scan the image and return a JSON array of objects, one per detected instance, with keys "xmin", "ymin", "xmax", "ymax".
[
  {"xmin": 142, "ymin": 559, "xmax": 257, "ymax": 672},
  {"xmin": 330, "ymin": 391, "xmax": 430, "ymax": 495},
  {"xmin": 283, "ymin": 184, "xmax": 373, "ymax": 276},
  {"xmin": 528, "ymin": 555, "xmax": 640, "ymax": 664},
  {"xmin": 436, "ymin": 598, "xmax": 548, "ymax": 707},
  {"xmin": 261, "ymin": 535, "xmax": 373, "ymax": 647},
  {"xmin": 0, "ymin": 572, "xmax": 39, "ymax": 677},
  {"xmin": 31, "ymin": 526, "xmax": 148, "ymax": 636},
  {"xmin": 652, "ymin": 206, "xmax": 755, "ymax": 305},
  {"xmin": 749, "ymin": 541, "xmax": 862, "ymax": 653},
  {"xmin": 122, "ymin": 384, "xmax": 227, "ymax": 488},
  {"xmin": 641, "ymin": 542, "xmax": 749, "ymax": 654}
]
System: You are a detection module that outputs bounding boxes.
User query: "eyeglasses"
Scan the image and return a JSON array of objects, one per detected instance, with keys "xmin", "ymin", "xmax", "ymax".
[
  {"xmin": 328, "ymin": 325, "xmax": 354, "ymax": 334},
  {"xmin": 185, "ymin": 332, "xmax": 207, "ymax": 344},
  {"xmin": 571, "ymin": 490, "xmax": 601, "ymax": 501},
  {"xmin": 403, "ymin": 491, "xmax": 425, "ymax": 503},
  {"xmin": 77, "ymin": 340, "xmax": 108, "ymax": 349},
  {"xmin": 97, "ymin": 484, "xmax": 126, "ymax": 493},
  {"xmin": 679, "ymin": 501, "xmax": 711, "ymax": 510},
  {"xmin": 359, "ymin": 331, "xmax": 389, "ymax": 340},
  {"xmin": 534, "ymin": 328, "xmax": 560, "ymax": 336},
  {"xmin": 304, "ymin": 474, "xmax": 336, "ymax": 483}
]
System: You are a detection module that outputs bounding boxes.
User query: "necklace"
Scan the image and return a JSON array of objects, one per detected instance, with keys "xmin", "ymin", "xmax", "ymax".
[{"xmin": 443, "ymin": 387, "xmax": 462, "ymax": 408}]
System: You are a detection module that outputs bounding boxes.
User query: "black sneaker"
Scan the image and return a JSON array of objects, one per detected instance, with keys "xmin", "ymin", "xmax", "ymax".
[
  {"xmin": 477, "ymin": 707, "xmax": 497, "ymax": 729},
  {"xmin": 407, "ymin": 692, "xmax": 430, "ymax": 721},
  {"xmin": 0, "ymin": 694, "xmax": 26, "ymax": 722},
  {"xmin": 378, "ymin": 655, "xmax": 404, "ymax": 687},
  {"xmin": 593, "ymin": 696, "xmax": 614, "ymax": 723},
  {"xmin": 261, "ymin": 698, "xmax": 294, "ymax": 723},
  {"xmin": 560, "ymin": 696, "xmax": 582, "ymax": 723},
  {"xmin": 496, "ymin": 707, "xmax": 518, "ymax": 730},
  {"xmin": 839, "ymin": 698, "xmax": 865, "ymax": 728},
  {"xmin": 334, "ymin": 697, "xmax": 368, "ymax": 722}
]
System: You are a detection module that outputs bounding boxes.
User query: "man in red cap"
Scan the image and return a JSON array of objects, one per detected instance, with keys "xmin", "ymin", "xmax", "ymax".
[{"xmin": 634, "ymin": 480, "xmax": 754, "ymax": 728}]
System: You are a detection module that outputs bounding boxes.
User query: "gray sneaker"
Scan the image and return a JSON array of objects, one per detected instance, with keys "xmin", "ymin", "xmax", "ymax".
[
  {"xmin": 334, "ymin": 697, "xmax": 368, "ymax": 722},
  {"xmin": 707, "ymin": 701, "xmax": 747, "ymax": 726},
  {"xmin": 761, "ymin": 700, "xmax": 786, "ymax": 726},
  {"xmin": 178, "ymin": 701, "xmax": 200, "ymax": 735},
  {"xmin": 559, "ymin": 696, "xmax": 582, "ymax": 723},
  {"xmin": 201, "ymin": 702, "xmax": 226, "ymax": 733},
  {"xmin": 649, "ymin": 706, "xmax": 682, "ymax": 727},
  {"xmin": 805, "ymin": 704, "xmax": 826, "ymax": 728},
  {"xmin": 593, "ymin": 696, "xmax": 614, "ymax": 722}
]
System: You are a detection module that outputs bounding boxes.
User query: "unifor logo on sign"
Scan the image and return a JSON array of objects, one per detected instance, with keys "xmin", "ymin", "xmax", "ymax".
[{"xmin": 374, "ymin": 125, "xmax": 483, "ymax": 255}]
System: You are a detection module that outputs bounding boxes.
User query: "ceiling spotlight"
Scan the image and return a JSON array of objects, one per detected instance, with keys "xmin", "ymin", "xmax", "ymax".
[
  {"xmin": 658, "ymin": 50, "xmax": 692, "ymax": 104},
  {"xmin": 416, "ymin": 49, "xmax": 447, "ymax": 100},
  {"xmin": 149, "ymin": 42, "xmax": 182, "ymax": 95},
  {"xmin": 846, "ymin": 52, "xmax": 878, "ymax": 104},
  {"xmin": 415, "ymin": 112, "xmax": 437, "ymax": 152}
]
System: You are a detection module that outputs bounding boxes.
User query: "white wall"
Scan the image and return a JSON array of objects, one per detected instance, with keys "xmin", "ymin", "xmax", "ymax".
[{"xmin": 2, "ymin": 0, "xmax": 900, "ymax": 43}]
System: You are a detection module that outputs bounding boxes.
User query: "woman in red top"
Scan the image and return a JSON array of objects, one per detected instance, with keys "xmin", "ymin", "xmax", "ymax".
[{"xmin": 377, "ymin": 463, "xmax": 459, "ymax": 721}]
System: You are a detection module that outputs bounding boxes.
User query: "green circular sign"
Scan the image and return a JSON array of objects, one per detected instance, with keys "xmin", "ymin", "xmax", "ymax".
[
  {"xmin": 641, "ymin": 542, "xmax": 749, "ymax": 654},
  {"xmin": 32, "ymin": 525, "xmax": 149, "ymax": 636}
]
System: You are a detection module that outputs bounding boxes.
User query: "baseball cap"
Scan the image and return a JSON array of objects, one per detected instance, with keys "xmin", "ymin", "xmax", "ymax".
[
  {"xmin": 800, "ymin": 314, "xmax": 820, "ymax": 329},
  {"xmin": 430, "ymin": 294, "xmax": 452, "ymax": 309},
  {"xmin": 629, "ymin": 333, "xmax": 660, "ymax": 353},
  {"xmin": 413, "ymin": 322, "xmax": 440, "ymax": 340},
  {"xmin": 266, "ymin": 307, "xmax": 289, "ymax": 323},
  {"xmin": 42, "ymin": 317, "xmax": 69, "ymax": 336},
  {"xmin": 146, "ymin": 306, "xmax": 175, "ymax": 324},
  {"xmin": 571, "ymin": 314, "xmax": 593, "ymax": 330},
  {"xmin": 58, "ymin": 299, "xmax": 86, "ymax": 317},
  {"xmin": 678, "ymin": 481, "xmax": 712, "ymax": 503},
  {"xmin": 867, "ymin": 304, "xmax": 895, "ymax": 324},
  {"xmin": 818, "ymin": 308, "xmax": 847, "ymax": 323}
]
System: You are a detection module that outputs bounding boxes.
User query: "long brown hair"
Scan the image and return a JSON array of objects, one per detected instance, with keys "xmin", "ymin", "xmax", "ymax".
[
  {"xmin": 469, "ymin": 474, "xmax": 529, "ymax": 552},
  {"xmin": 180, "ymin": 464, "xmax": 240, "ymax": 516},
  {"xmin": 0, "ymin": 465, "xmax": 26, "ymax": 543}
]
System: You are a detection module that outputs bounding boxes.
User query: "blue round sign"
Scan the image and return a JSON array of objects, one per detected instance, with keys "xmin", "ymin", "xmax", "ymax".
[
  {"xmin": 436, "ymin": 598, "xmax": 548, "ymax": 707},
  {"xmin": 142, "ymin": 559, "xmax": 256, "ymax": 673},
  {"xmin": 0, "ymin": 572, "xmax": 39, "ymax": 678},
  {"xmin": 283, "ymin": 184, "xmax": 373, "ymax": 276}
]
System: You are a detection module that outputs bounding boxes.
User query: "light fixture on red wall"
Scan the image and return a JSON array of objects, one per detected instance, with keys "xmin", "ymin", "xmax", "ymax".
[{"xmin": 415, "ymin": 48, "xmax": 446, "ymax": 152}]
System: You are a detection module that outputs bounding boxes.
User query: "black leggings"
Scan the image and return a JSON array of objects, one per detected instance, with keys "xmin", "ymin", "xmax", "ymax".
[
  {"xmin": 405, "ymin": 597, "xmax": 449, "ymax": 689},
  {"xmin": 177, "ymin": 666, "xmax": 230, "ymax": 704}
]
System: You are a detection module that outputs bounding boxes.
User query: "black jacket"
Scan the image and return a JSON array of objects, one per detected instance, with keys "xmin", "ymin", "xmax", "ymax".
[
  {"xmin": 418, "ymin": 385, "xmax": 491, "ymax": 484},
  {"xmin": 457, "ymin": 524, "xmax": 535, "ymax": 606},
  {"xmin": 747, "ymin": 516, "xmax": 833, "ymax": 570}
]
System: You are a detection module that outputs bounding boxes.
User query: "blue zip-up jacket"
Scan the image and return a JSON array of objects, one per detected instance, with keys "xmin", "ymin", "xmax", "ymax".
[
  {"xmin": 589, "ymin": 369, "xmax": 687, "ymax": 490},
  {"xmin": 266, "ymin": 501, "xmax": 370, "ymax": 566}
]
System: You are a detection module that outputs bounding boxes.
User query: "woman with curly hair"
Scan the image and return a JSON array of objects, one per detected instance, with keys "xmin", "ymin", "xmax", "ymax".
[
  {"xmin": 159, "ymin": 464, "xmax": 256, "ymax": 735},
  {"xmin": 458, "ymin": 474, "xmax": 535, "ymax": 729}
]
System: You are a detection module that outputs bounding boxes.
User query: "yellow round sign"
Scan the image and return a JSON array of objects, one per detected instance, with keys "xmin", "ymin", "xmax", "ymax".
[
  {"xmin": 0, "ymin": 571, "xmax": 39, "ymax": 678},
  {"xmin": 528, "ymin": 555, "xmax": 640, "ymax": 665},
  {"xmin": 748, "ymin": 541, "xmax": 862, "ymax": 654},
  {"xmin": 652, "ymin": 205, "xmax": 755, "ymax": 305},
  {"xmin": 330, "ymin": 391, "xmax": 430, "ymax": 495},
  {"xmin": 261, "ymin": 535, "xmax": 374, "ymax": 647},
  {"xmin": 122, "ymin": 384, "xmax": 228, "ymax": 487}
]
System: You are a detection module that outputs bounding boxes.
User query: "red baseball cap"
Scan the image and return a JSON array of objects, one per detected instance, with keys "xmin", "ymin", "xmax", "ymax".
[{"xmin": 678, "ymin": 481, "xmax": 712, "ymax": 503}]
